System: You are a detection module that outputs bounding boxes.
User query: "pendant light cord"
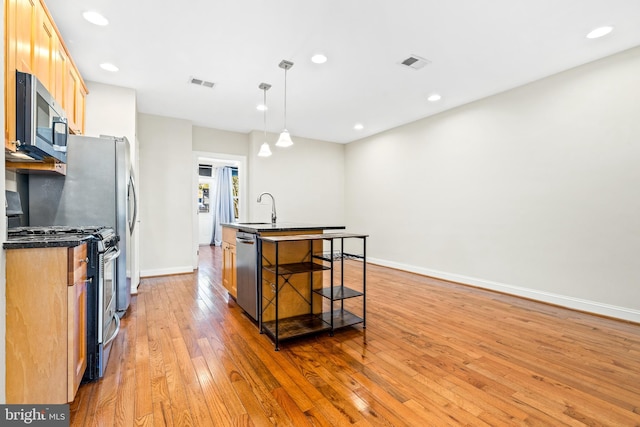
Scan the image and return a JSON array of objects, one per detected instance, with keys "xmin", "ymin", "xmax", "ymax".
[
  {"xmin": 283, "ymin": 67, "xmax": 287, "ymax": 129},
  {"xmin": 263, "ymin": 88, "xmax": 267, "ymax": 139}
]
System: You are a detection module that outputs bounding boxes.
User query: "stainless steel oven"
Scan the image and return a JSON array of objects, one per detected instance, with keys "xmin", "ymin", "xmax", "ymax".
[{"xmin": 98, "ymin": 243, "xmax": 120, "ymax": 378}]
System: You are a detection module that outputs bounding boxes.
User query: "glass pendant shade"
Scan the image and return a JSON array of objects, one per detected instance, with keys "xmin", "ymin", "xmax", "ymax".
[
  {"xmin": 277, "ymin": 60, "xmax": 294, "ymax": 148},
  {"xmin": 258, "ymin": 142, "xmax": 272, "ymax": 157},
  {"xmin": 276, "ymin": 129, "xmax": 293, "ymax": 147}
]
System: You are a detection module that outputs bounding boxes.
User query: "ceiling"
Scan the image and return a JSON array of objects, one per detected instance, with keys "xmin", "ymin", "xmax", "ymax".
[{"xmin": 45, "ymin": 0, "xmax": 640, "ymax": 144}]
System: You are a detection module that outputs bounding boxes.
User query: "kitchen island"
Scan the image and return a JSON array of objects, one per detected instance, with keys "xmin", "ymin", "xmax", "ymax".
[
  {"xmin": 221, "ymin": 223, "xmax": 367, "ymax": 350},
  {"xmin": 221, "ymin": 223, "xmax": 345, "ymax": 312}
]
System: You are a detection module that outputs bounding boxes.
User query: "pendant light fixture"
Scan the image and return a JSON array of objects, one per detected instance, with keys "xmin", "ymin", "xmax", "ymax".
[
  {"xmin": 276, "ymin": 59, "xmax": 294, "ymax": 147},
  {"xmin": 258, "ymin": 83, "xmax": 272, "ymax": 157}
]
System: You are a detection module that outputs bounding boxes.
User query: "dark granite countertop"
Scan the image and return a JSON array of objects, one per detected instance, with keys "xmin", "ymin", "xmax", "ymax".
[
  {"xmin": 222, "ymin": 222, "xmax": 345, "ymax": 233},
  {"xmin": 3, "ymin": 234, "xmax": 92, "ymax": 249}
]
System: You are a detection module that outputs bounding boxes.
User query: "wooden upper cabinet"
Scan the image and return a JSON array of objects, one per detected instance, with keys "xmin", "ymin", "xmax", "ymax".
[
  {"xmin": 5, "ymin": 0, "xmax": 37, "ymax": 150},
  {"xmin": 53, "ymin": 38, "xmax": 67, "ymax": 104},
  {"xmin": 15, "ymin": 0, "xmax": 37, "ymax": 73},
  {"xmin": 4, "ymin": 0, "xmax": 88, "ymax": 152},
  {"xmin": 66, "ymin": 65, "xmax": 87, "ymax": 135},
  {"xmin": 34, "ymin": 4, "xmax": 55, "ymax": 92}
]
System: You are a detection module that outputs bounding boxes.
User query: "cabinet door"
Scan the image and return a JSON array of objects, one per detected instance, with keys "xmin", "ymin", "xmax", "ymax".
[
  {"xmin": 75, "ymin": 83, "xmax": 87, "ymax": 134},
  {"xmin": 53, "ymin": 38, "xmax": 67, "ymax": 105},
  {"xmin": 34, "ymin": 2, "xmax": 55, "ymax": 92},
  {"xmin": 65, "ymin": 65, "xmax": 86, "ymax": 134},
  {"xmin": 222, "ymin": 242, "xmax": 237, "ymax": 298},
  {"xmin": 5, "ymin": 0, "xmax": 37, "ymax": 149},
  {"xmin": 68, "ymin": 279, "xmax": 87, "ymax": 401},
  {"xmin": 14, "ymin": 0, "xmax": 37, "ymax": 73},
  {"xmin": 222, "ymin": 242, "xmax": 231, "ymax": 292},
  {"xmin": 6, "ymin": 247, "xmax": 68, "ymax": 404},
  {"xmin": 67, "ymin": 244, "xmax": 87, "ymax": 400}
]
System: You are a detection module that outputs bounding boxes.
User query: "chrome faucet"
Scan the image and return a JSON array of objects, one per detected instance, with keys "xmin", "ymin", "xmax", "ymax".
[{"xmin": 257, "ymin": 192, "xmax": 277, "ymax": 224}]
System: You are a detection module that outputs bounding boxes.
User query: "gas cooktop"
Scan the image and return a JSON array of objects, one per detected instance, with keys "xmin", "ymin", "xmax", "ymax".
[
  {"xmin": 5, "ymin": 226, "xmax": 118, "ymax": 250},
  {"xmin": 8, "ymin": 226, "xmax": 110, "ymax": 235}
]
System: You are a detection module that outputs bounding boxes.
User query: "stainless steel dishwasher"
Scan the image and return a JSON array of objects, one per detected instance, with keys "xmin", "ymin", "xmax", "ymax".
[{"xmin": 236, "ymin": 231, "xmax": 259, "ymax": 320}]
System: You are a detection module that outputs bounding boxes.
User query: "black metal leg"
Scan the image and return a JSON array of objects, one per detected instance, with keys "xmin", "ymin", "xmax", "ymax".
[
  {"xmin": 363, "ymin": 236, "xmax": 367, "ymax": 329},
  {"xmin": 275, "ymin": 241, "xmax": 279, "ymax": 350}
]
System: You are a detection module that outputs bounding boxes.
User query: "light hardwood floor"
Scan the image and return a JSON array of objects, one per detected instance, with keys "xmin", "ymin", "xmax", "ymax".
[{"xmin": 69, "ymin": 245, "xmax": 640, "ymax": 426}]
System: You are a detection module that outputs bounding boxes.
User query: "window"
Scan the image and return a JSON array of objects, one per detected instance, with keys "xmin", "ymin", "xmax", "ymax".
[{"xmin": 231, "ymin": 167, "xmax": 239, "ymax": 220}]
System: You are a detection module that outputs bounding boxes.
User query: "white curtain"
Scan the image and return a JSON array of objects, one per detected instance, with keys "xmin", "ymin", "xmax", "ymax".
[{"xmin": 211, "ymin": 167, "xmax": 234, "ymax": 246}]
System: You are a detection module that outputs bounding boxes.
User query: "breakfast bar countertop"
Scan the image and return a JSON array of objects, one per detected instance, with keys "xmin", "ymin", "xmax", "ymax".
[{"xmin": 221, "ymin": 222, "xmax": 345, "ymax": 233}]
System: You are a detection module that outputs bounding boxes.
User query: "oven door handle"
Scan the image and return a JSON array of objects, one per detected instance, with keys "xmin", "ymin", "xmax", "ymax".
[
  {"xmin": 104, "ymin": 247, "xmax": 121, "ymax": 263},
  {"xmin": 103, "ymin": 313, "xmax": 121, "ymax": 347}
]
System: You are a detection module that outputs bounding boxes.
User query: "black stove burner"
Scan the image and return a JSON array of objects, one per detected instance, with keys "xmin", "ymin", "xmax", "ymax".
[
  {"xmin": 8, "ymin": 226, "xmax": 118, "ymax": 247},
  {"xmin": 9, "ymin": 225, "xmax": 104, "ymax": 235}
]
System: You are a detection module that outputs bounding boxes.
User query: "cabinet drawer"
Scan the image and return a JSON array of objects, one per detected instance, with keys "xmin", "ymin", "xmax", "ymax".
[
  {"xmin": 222, "ymin": 226, "xmax": 237, "ymax": 244},
  {"xmin": 68, "ymin": 244, "xmax": 87, "ymax": 285}
]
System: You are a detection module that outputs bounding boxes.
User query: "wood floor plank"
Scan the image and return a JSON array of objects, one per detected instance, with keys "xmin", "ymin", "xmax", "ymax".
[
  {"xmin": 190, "ymin": 356, "xmax": 235, "ymax": 425},
  {"xmin": 68, "ymin": 245, "xmax": 640, "ymax": 426},
  {"xmin": 134, "ymin": 294, "xmax": 153, "ymax": 419},
  {"xmin": 196, "ymin": 337, "xmax": 249, "ymax": 421}
]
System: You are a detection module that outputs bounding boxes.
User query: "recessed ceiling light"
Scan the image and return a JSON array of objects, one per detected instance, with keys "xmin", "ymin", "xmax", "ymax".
[
  {"xmin": 83, "ymin": 11, "xmax": 109, "ymax": 26},
  {"xmin": 586, "ymin": 26, "xmax": 613, "ymax": 39},
  {"xmin": 311, "ymin": 54, "xmax": 328, "ymax": 64},
  {"xmin": 427, "ymin": 94, "xmax": 442, "ymax": 102},
  {"xmin": 257, "ymin": 104, "xmax": 268, "ymax": 111},
  {"xmin": 100, "ymin": 63, "xmax": 119, "ymax": 72},
  {"xmin": 354, "ymin": 123, "xmax": 364, "ymax": 130}
]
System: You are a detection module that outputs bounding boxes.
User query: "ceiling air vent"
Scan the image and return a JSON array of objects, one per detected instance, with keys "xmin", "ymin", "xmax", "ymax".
[
  {"xmin": 189, "ymin": 76, "xmax": 215, "ymax": 88},
  {"xmin": 399, "ymin": 54, "xmax": 431, "ymax": 70}
]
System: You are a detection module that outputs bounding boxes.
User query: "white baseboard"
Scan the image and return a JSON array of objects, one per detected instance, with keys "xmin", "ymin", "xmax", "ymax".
[
  {"xmin": 367, "ymin": 257, "xmax": 640, "ymax": 324},
  {"xmin": 140, "ymin": 265, "xmax": 194, "ymax": 278}
]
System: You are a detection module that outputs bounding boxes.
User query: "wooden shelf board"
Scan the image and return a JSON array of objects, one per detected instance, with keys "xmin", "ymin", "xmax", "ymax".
[
  {"xmin": 314, "ymin": 286, "xmax": 364, "ymax": 300},
  {"xmin": 262, "ymin": 262, "xmax": 330, "ymax": 275},
  {"xmin": 261, "ymin": 314, "xmax": 331, "ymax": 341},
  {"xmin": 321, "ymin": 310, "xmax": 364, "ymax": 329}
]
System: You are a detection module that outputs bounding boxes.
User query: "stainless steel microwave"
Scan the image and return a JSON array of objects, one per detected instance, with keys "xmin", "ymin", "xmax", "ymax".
[{"xmin": 15, "ymin": 71, "xmax": 68, "ymax": 163}]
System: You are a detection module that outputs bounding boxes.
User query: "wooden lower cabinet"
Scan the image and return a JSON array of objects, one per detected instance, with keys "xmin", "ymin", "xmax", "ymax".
[
  {"xmin": 6, "ymin": 244, "xmax": 88, "ymax": 403},
  {"xmin": 222, "ymin": 227, "xmax": 237, "ymax": 298}
]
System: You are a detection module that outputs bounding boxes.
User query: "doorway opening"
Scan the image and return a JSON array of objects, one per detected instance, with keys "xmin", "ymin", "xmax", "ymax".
[{"xmin": 192, "ymin": 152, "xmax": 247, "ymax": 268}]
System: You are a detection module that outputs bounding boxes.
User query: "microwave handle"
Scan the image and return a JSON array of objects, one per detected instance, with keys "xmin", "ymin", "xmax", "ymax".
[{"xmin": 52, "ymin": 117, "xmax": 68, "ymax": 150}]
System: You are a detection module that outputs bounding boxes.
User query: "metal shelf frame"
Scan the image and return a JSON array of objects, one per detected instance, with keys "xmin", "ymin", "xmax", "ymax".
[{"xmin": 258, "ymin": 233, "xmax": 367, "ymax": 350}]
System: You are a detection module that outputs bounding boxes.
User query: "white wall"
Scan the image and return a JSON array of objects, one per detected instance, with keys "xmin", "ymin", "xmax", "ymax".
[
  {"xmin": 138, "ymin": 113, "xmax": 194, "ymax": 276},
  {"xmin": 345, "ymin": 46, "xmax": 640, "ymax": 322},
  {"xmin": 192, "ymin": 125, "xmax": 249, "ymax": 222},
  {"xmin": 192, "ymin": 125, "xmax": 345, "ymax": 224},
  {"xmin": 192, "ymin": 126, "xmax": 249, "ymax": 156},
  {"xmin": 85, "ymin": 82, "xmax": 137, "ymax": 148},
  {"xmin": 249, "ymin": 131, "xmax": 345, "ymax": 224}
]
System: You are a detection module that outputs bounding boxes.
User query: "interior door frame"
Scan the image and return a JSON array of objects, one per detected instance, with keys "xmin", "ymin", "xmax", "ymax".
[{"xmin": 191, "ymin": 151, "xmax": 247, "ymax": 268}]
